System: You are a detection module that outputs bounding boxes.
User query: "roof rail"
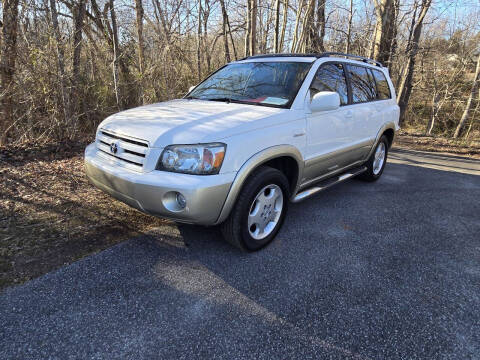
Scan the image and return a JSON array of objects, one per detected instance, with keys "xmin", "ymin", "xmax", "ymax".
[
  {"xmin": 319, "ymin": 52, "xmax": 383, "ymax": 67},
  {"xmin": 239, "ymin": 52, "xmax": 384, "ymax": 67},
  {"xmin": 239, "ymin": 53, "xmax": 320, "ymax": 61}
]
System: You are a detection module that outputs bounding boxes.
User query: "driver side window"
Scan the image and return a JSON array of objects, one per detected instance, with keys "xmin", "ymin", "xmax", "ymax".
[{"xmin": 310, "ymin": 63, "xmax": 348, "ymax": 105}]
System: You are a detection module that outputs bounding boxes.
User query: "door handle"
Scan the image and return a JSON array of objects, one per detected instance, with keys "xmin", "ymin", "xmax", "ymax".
[
  {"xmin": 345, "ymin": 110, "xmax": 353, "ymax": 118},
  {"xmin": 293, "ymin": 131, "xmax": 306, "ymax": 137}
]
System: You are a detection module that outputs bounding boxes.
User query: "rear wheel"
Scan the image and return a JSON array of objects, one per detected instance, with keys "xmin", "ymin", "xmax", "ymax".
[
  {"xmin": 358, "ymin": 135, "xmax": 389, "ymax": 182},
  {"xmin": 221, "ymin": 166, "xmax": 289, "ymax": 251}
]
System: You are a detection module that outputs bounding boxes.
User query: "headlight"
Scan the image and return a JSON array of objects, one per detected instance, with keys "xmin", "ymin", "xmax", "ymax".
[{"xmin": 157, "ymin": 143, "xmax": 226, "ymax": 175}]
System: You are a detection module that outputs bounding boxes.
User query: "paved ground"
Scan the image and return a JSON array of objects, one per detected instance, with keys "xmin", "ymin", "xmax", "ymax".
[{"xmin": 1, "ymin": 150, "xmax": 479, "ymax": 359}]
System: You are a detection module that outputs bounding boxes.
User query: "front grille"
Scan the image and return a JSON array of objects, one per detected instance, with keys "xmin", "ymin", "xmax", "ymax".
[{"xmin": 96, "ymin": 129, "xmax": 149, "ymax": 168}]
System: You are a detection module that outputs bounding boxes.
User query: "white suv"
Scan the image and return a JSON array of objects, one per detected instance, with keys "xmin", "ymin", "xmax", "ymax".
[{"xmin": 85, "ymin": 53, "xmax": 400, "ymax": 251}]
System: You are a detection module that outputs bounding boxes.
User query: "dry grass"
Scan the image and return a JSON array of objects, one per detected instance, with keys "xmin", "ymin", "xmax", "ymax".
[
  {"xmin": 0, "ymin": 142, "xmax": 166, "ymax": 289},
  {"xmin": 1, "ymin": 134, "xmax": 478, "ymax": 290},
  {"xmin": 395, "ymin": 130, "xmax": 480, "ymax": 158}
]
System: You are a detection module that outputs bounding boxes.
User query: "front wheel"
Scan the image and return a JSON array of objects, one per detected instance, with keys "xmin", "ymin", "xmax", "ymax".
[
  {"xmin": 358, "ymin": 135, "xmax": 389, "ymax": 182},
  {"xmin": 220, "ymin": 166, "xmax": 290, "ymax": 251}
]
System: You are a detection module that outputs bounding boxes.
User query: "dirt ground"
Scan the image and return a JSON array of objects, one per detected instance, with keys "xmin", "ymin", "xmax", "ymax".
[{"xmin": 1, "ymin": 132, "xmax": 479, "ymax": 290}]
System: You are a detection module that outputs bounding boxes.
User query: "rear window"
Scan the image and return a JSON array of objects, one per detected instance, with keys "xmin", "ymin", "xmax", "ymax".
[
  {"xmin": 372, "ymin": 69, "xmax": 392, "ymax": 100},
  {"xmin": 347, "ymin": 65, "xmax": 376, "ymax": 103}
]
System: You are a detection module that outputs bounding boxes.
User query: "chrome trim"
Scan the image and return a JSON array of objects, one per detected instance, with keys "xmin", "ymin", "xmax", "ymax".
[
  {"xmin": 299, "ymin": 160, "xmax": 365, "ymax": 189},
  {"xmin": 293, "ymin": 166, "xmax": 367, "ymax": 203}
]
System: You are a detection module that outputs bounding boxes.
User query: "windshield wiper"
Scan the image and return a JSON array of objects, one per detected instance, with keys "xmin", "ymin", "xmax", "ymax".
[
  {"xmin": 185, "ymin": 95, "xmax": 199, "ymax": 100},
  {"xmin": 205, "ymin": 97, "xmax": 234, "ymax": 103}
]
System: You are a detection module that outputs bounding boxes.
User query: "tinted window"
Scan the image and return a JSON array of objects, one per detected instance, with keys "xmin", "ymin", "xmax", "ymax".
[
  {"xmin": 372, "ymin": 69, "xmax": 391, "ymax": 100},
  {"xmin": 310, "ymin": 63, "xmax": 348, "ymax": 105},
  {"xmin": 367, "ymin": 69, "xmax": 378, "ymax": 99},
  {"xmin": 347, "ymin": 65, "xmax": 376, "ymax": 103},
  {"xmin": 188, "ymin": 62, "xmax": 311, "ymax": 108}
]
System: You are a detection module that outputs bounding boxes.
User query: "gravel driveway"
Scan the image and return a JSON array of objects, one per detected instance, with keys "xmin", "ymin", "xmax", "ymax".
[{"xmin": 1, "ymin": 149, "xmax": 479, "ymax": 359}]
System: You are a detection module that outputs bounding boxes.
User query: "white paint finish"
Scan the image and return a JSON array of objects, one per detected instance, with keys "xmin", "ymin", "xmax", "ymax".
[
  {"xmin": 99, "ymin": 99, "xmax": 286, "ymax": 149},
  {"xmin": 86, "ymin": 55, "xmax": 401, "ymax": 224},
  {"xmin": 305, "ymin": 105, "xmax": 357, "ymax": 164}
]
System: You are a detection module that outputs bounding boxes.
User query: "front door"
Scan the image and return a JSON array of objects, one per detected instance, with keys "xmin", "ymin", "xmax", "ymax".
[{"xmin": 303, "ymin": 62, "xmax": 356, "ymax": 182}]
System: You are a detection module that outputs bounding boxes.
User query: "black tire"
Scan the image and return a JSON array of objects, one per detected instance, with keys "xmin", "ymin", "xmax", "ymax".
[
  {"xmin": 220, "ymin": 166, "xmax": 290, "ymax": 251},
  {"xmin": 358, "ymin": 135, "xmax": 389, "ymax": 182}
]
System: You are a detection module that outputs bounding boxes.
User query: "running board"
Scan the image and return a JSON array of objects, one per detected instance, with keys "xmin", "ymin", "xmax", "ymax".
[{"xmin": 292, "ymin": 166, "xmax": 367, "ymax": 203}]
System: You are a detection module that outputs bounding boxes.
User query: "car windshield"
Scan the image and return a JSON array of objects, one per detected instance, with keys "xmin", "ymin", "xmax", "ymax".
[{"xmin": 187, "ymin": 61, "xmax": 312, "ymax": 108}]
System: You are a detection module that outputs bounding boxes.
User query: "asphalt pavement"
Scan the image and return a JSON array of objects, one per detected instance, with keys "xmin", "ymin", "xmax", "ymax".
[{"xmin": 1, "ymin": 149, "xmax": 479, "ymax": 359}]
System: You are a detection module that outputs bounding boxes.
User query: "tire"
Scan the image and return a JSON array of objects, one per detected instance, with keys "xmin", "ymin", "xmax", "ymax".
[
  {"xmin": 220, "ymin": 166, "xmax": 290, "ymax": 251},
  {"xmin": 358, "ymin": 135, "xmax": 389, "ymax": 182}
]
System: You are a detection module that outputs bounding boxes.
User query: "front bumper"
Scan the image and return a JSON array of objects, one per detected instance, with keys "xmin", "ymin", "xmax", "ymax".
[{"xmin": 84, "ymin": 143, "xmax": 235, "ymax": 225}]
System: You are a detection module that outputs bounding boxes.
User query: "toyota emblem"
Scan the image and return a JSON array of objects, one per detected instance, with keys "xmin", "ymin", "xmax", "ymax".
[{"xmin": 110, "ymin": 142, "xmax": 118, "ymax": 154}]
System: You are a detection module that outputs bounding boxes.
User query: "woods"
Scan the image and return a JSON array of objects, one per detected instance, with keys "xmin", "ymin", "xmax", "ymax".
[{"xmin": 0, "ymin": 0, "xmax": 479, "ymax": 146}]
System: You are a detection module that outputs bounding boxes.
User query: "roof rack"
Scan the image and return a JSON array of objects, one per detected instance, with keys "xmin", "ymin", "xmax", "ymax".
[
  {"xmin": 240, "ymin": 52, "xmax": 384, "ymax": 67},
  {"xmin": 319, "ymin": 52, "xmax": 383, "ymax": 67},
  {"xmin": 239, "ymin": 53, "xmax": 320, "ymax": 60}
]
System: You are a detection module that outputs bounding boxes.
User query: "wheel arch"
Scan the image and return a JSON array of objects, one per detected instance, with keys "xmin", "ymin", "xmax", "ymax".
[
  {"xmin": 215, "ymin": 145, "xmax": 304, "ymax": 224},
  {"xmin": 364, "ymin": 122, "xmax": 396, "ymax": 161}
]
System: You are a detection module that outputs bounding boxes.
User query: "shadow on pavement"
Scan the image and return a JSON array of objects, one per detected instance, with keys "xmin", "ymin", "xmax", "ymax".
[{"xmin": 1, "ymin": 162, "xmax": 479, "ymax": 359}]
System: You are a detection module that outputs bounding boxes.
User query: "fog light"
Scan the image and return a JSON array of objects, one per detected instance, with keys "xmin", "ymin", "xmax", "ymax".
[{"xmin": 176, "ymin": 192, "xmax": 187, "ymax": 209}]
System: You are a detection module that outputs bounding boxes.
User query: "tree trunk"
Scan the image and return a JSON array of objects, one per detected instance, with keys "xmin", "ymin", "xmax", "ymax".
[
  {"xmin": 315, "ymin": 0, "xmax": 326, "ymax": 52},
  {"xmin": 109, "ymin": 0, "xmax": 121, "ymax": 109},
  {"xmin": 396, "ymin": 0, "xmax": 432, "ymax": 125},
  {"xmin": 279, "ymin": 0, "xmax": 289, "ymax": 51},
  {"xmin": 226, "ymin": 10, "xmax": 237, "ymax": 59},
  {"xmin": 0, "ymin": 0, "xmax": 20, "ymax": 145},
  {"xmin": 197, "ymin": 0, "xmax": 203, "ymax": 81},
  {"xmin": 49, "ymin": 0, "xmax": 70, "ymax": 132},
  {"xmin": 454, "ymin": 54, "xmax": 480, "ymax": 138},
  {"xmin": 249, "ymin": 0, "xmax": 257, "ymax": 56},
  {"xmin": 273, "ymin": 0, "xmax": 281, "ymax": 53},
  {"xmin": 372, "ymin": 0, "xmax": 395, "ymax": 65},
  {"xmin": 134, "ymin": 0, "xmax": 146, "ymax": 103},
  {"xmin": 290, "ymin": 0, "xmax": 304, "ymax": 52},
  {"xmin": 219, "ymin": 0, "xmax": 231, "ymax": 62},
  {"xmin": 245, "ymin": 0, "xmax": 251, "ymax": 56},
  {"xmin": 71, "ymin": 0, "xmax": 86, "ymax": 133},
  {"xmin": 345, "ymin": 0, "xmax": 353, "ymax": 54}
]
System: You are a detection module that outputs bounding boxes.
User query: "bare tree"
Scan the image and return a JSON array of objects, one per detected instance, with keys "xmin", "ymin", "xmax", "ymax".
[
  {"xmin": 245, "ymin": 0, "xmax": 251, "ymax": 56},
  {"xmin": 304, "ymin": 0, "xmax": 326, "ymax": 53},
  {"xmin": 219, "ymin": 0, "xmax": 231, "ymax": 61},
  {"xmin": 454, "ymin": 53, "xmax": 480, "ymax": 138},
  {"xmin": 279, "ymin": 0, "xmax": 289, "ymax": 51},
  {"xmin": 71, "ymin": 0, "xmax": 86, "ymax": 130},
  {"xmin": 396, "ymin": 0, "xmax": 432, "ymax": 124},
  {"xmin": 0, "ymin": 0, "xmax": 20, "ymax": 145},
  {"xmin": 273, "ymin": 0, "xmax": 281, "ymax": 53},
  {"xmin": 249, "ymin": 0, "xmax": 257, "ymax": 56},
  {"xmin": 134, "ymin": 0, "xmax": 146, "ymax": 103},
  {"xmin": 49, "ymin": 0, "xmax": 70, "ymax": 131},
  {"xmin": 345, "ymin": 0, "xmax": 353, "ymax": 53},
  {"xmin": 372, "ymin": 0, "xmax": 395, "ymax": 65},
  {"xmin": 197, "ymin": 0, "xmax": 203, "ymax": 80}
]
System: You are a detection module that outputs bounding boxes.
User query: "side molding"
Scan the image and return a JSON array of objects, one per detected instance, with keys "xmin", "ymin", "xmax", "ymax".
[{"xmin": 215, "ymin": 145, "xmax": 304, "ymax": 224}]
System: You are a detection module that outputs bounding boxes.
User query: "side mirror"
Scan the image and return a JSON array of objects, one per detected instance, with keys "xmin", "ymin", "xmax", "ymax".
[
  {"xmin": 188, "ymin": 85, "xmax": 196, "ymax": 93},
  {"xmin": 310, "ymin": 91, "xmax": 340, "ymax": 112}
]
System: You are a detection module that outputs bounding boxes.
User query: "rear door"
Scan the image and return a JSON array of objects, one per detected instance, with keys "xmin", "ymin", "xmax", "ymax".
[
  {"xmin": 370, "ymin": 68, "xmax": 396, "ymax": 131},
  {"xmin": 344, "ymin": 64, "xmax": 379, "ymax": 160},
  {"xmin": 303, "ymin": 62, "xmax": 356, "ymax": 181}
]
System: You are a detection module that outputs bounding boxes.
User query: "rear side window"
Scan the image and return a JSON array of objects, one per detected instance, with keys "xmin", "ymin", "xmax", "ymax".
[
  {"xmin": 347, "ymin": 65, "xmax": 376, "ymax": 103},
  {"xmin": 372, "ymin": 69, "xmax": 392, "ymax": 100},
  {"xmin": 310, "ymin": 63, "xmax": 348, "ymax": 105}
]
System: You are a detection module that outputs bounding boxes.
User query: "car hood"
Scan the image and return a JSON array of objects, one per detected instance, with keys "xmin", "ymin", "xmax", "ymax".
[{"xmin": 98, "ymin": 99, "xmax": 286, "ymax": 148}]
